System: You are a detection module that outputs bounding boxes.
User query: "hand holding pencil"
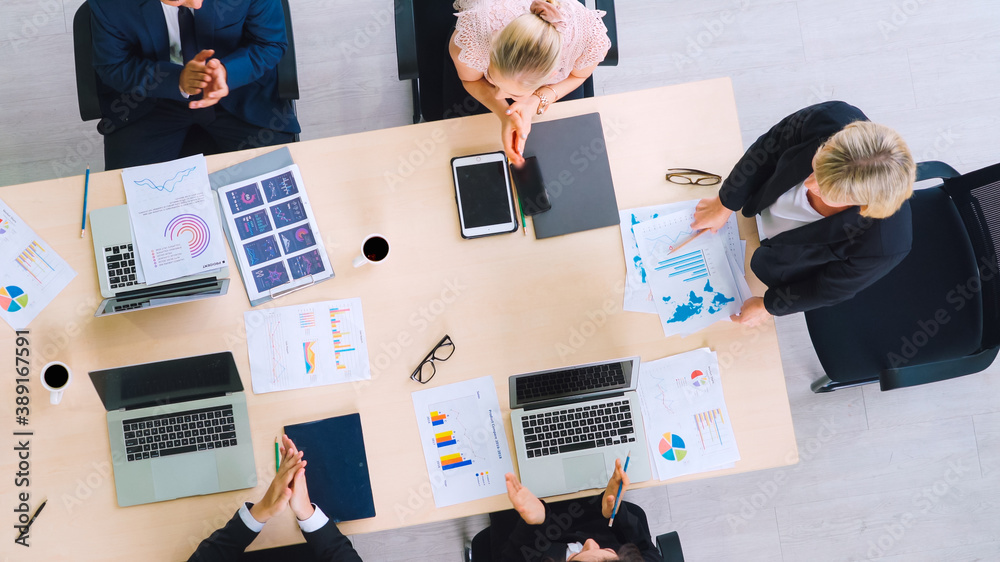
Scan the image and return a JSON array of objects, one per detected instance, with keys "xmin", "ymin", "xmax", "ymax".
[{"xmin": 602, "ymin": 456, "xmax": 631, "ymax": 521}]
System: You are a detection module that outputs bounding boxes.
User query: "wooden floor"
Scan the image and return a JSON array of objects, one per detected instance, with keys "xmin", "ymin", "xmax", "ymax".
[{"xmin": 3, "ymin": 0, "xmax": 1000, "ymax": 560}]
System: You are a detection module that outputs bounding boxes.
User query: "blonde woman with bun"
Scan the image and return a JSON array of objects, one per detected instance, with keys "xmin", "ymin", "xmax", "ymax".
[
  {"xmin": 691, "ymin": 101, "xmax": 916, "ymax": 327},
  {"xmin": 449, "ymin": 0, "xmax": 611, "ymax": 165}
]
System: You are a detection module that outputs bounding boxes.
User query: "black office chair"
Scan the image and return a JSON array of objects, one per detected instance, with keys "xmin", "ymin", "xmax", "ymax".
[
  {"xmin": 805, "ymin": 161, "xmax": 1000, "ymax": 393},
  {"xmin": 394, "ymin": 0, "xmax": 619, "ymax": 123},
  {"xmin": 72, "ymin": 0, "xmax": 300, "ymax": 163},
  {"xmin": 466, "ymin": 503, "xmax": 683, "ymax": 561}
]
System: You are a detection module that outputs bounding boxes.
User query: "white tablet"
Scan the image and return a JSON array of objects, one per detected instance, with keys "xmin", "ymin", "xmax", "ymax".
[{"xmin": 451, "ymin": 151, "xmax": 518, "ymax": 239}]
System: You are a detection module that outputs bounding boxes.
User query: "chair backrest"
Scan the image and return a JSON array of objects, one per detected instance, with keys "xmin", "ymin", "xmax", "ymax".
[
  {"xmin": 73, "ymin": 2, "xmax": 102, "ymax": 122},
  {"xmin": 72, "ymin": 0, "xmax": 299, "ymax": 125},
  {"xmin": 941, "ymin": 162, "xmax": 1000, "ymax": 350}
]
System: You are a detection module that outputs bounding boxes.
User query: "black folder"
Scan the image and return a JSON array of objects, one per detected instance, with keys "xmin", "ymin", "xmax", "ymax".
[
  {"xmin": 283, "ymin": 413, "xmax": 376, "ymax": 523},
  {"xmin": 523, "ymin": 112, "xmax": 620, "ymax": 239}
]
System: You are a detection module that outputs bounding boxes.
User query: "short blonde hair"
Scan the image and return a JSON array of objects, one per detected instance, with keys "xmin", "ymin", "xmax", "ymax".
[
  {"xmin": 490, "ymin": 11, "xmax": 562, "ymax": 90},
  {"xmin": 814, "ymin": 121, "xmax": 916, "ymax": 219}
]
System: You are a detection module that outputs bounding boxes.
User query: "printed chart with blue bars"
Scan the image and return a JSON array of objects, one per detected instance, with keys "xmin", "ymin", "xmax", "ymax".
[{"xmin": 633, "ymin": 209, "xmax": 746, "ymax": 337}]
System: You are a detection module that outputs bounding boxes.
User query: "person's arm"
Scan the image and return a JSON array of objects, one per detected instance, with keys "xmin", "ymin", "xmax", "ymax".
[
  {"xmin": 217, "ymin": 0, "xmax": 288, "ymax": 91},
  {"xmin": 187, "ymin": 507, "xmax": 260, "ymax": 562},
  {"xmin": 498, "ymin": 474, "xmax": 571, "ymax": 561},
  {"xmin": 761, "ymin": 250, "xmax": 908, "ymax": 316},
  {"xmin": 282, "ymin": 434, "xmax": 363, "ymax": 562},
  {"xmin": 89, "ymin": 2, "xmax": 187, "ymax": 102}
]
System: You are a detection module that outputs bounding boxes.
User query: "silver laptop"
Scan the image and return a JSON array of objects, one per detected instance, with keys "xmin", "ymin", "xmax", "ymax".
[
  {"xmin": 89, "ymin": 205, "xmax": 229, "ymax": 317},
  {"xmin": 510, "ymin": 357, "xmax": 652, "ymax": 498},
  {"xmin": 89, "ymin": 352, "xmax": 257, "ymax": 507}
]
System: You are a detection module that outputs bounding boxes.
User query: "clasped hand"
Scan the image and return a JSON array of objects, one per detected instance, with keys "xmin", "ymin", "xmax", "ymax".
[
  {"xmin": 249, "ymin": 435, "xmax": 314, "ymax": 524},
  {"xmin": 179, "ymin": 49, "xmax": 229, "ymax": 109}
]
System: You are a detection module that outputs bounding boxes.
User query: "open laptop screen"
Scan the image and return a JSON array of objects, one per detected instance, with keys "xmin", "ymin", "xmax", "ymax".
[{"xmin": 89, "ymin": 352, "xmax": 243, "ymax": 412}]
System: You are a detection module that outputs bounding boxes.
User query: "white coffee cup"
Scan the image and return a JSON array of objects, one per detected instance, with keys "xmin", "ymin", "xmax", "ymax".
[
  {"xmin": 41, "ymin": 361, "xmax": 72, "ymax": 405},
  {"xmin": 352, "ymin": 234, "xmax": 391, "ymax": 268}
]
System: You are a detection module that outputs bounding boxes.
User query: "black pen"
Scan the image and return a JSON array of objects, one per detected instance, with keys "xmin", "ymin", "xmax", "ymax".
[{"xmin": 19, "ymin": 500, "xmax": 46, "ymax": 536}]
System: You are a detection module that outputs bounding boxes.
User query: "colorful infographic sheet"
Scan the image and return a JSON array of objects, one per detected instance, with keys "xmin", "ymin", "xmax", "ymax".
[
  {"xmin": 632, "ymin": 208, "xmax": 750, "ymax": 337},
  {"xmin": 620, "ymin": 201, "xmax": 744, "ymax": 314},
  {"xmin": 0, "ymin": 200, "xmax": 77, "ymax": 330},
  {"xmin": 411, "ymin": 376, "xmax": 514, "ymax": 508},
  {"xmin": 636, "ymin": 348, "xmax": 740, "ymax": 481},
  {"xmin": 217, "ymin": 164, "xmax": 333, "ymax": 301},
  {"xmin": 244, "ymin": 298, "xmax": 371, "ymax": 394},
  {"xmin": 121, "ymin": 154, "xmax": 228, "ymax": 285}
]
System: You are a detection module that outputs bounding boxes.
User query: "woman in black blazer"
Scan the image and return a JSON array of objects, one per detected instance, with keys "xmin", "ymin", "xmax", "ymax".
[{"xmin": 692, "ymin": 101, "xmax": 916, "ymax": 327}]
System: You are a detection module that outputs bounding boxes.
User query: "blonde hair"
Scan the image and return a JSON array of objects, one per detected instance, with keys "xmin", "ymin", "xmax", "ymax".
[
  {"xmin": 814, "ymin": 121, "xmax": 916, "ymax": 219},
  {"xmin": 489, "ymin": 10, "xmax": 562, "ymax": 91}
]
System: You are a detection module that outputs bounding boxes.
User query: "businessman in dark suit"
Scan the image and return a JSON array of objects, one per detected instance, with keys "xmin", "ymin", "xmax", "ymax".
[
  {"xmin": 89, "ymin": 0, "xmax": 300, "ymax": 169},
  {"xmin": 692, "ymin": 101, "xmax": 916, "ymax": 326},
  {"xmin": 188, "ymin": 435, "xmax": 362, "ymax": 562}
]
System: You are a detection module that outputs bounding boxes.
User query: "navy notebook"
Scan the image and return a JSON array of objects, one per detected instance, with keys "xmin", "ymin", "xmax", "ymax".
[{"xmin": 283, "ymin": 413, "xmax": 376, "ymax": 522}]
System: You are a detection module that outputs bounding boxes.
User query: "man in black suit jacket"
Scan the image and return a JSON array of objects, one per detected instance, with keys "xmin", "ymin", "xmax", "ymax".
[
  {"xmin": 692, "ymin": 101, "xmax": 916, "ymax": 326},
  {"xmin": 188, "ymin": 435, "xmax": 362, "ymax": 562}
]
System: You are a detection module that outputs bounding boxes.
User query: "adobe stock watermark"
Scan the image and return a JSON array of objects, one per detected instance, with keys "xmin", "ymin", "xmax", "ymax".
[
  {"xmin": 726, "ymin": 417, "xmax": 837, "ymax": 530},
  {"xmin": 3, "ymin": 0, "xmax": 61, "ymax": 54},
  {"xmin": 878, "ymin": 0, "xmax": 929, "ymax": 40},
  {"xmin": 671, "ymin": 0, "xmax": 752, "ymax": 71},
  {"xmin": 865, "ymin": 457, "xmax": 971, "ymax": 558}
]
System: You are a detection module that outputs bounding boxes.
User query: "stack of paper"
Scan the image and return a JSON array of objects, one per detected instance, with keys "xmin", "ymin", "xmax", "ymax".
[
  {"xmin": 620, "ymin": 201, "xmax": 750, "ymax": 337},
  {"xmin": 636, "ymin": 348, "xmax": 740, "ymax": 481},
  {"xmin": 121, "ymin": 155, "xmax": 228, "ymax": 285}
]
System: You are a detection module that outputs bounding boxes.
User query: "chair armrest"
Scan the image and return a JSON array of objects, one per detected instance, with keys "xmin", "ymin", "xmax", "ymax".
[
  {"xmin": 656, "ymin": 531, "xmax": 684, "ymax": 562},
  {"xmin": 596, "ymin": 0, "xmax": 618, "ymax": 67},
  {"xmin": 276, "ymin": 0, "xmax": 299, "ymax": 100},
  {"xmin": 394, "ymin": 0, "xmax": 419, "ymax": 80},
  {"xmin": 915, "ymin": 161, "xmax": 959, "ymax": 183},
  {"xmin": 74, "ymin": 3, "xmax": 103, "ymax": 122}
]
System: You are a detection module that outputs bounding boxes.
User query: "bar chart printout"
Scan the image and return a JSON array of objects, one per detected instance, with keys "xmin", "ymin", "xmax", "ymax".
[
  {"xmin": 244, "ymin": 297, "xmax": 371, "ymax": 393},
  {"xmin": 412, "ymin": 376, "xmax": 514, "ymax": 507},
  {"xmin": 632, "ymin": 209, "xmax": 746, "ymax": 337}
]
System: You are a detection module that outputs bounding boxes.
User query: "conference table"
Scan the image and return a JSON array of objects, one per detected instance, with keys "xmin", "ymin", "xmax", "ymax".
[{"xmin": 0, "ymin": 77, "xmax": 797, "ymax": 561}]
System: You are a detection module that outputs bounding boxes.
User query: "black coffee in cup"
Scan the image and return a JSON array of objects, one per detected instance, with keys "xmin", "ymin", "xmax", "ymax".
[
  {"xmin": 43, "ymin": 363, "xmax": 69, "ymax": 388},
  {"xmin": 363, "ymin": 236, "xmax": 390, "ymax": 262}
]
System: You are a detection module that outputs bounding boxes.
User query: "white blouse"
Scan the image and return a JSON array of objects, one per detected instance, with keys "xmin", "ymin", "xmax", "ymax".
[{"xmin": 755, "ymin": 181, "xmax": 825, "ymax": 240}]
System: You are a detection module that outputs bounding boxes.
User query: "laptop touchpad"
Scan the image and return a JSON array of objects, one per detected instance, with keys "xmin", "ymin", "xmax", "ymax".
[
  {"xmin": 152, "ymin": 454, "xmax": 220, "ymax": 501},
  {"xmin": 562, "ymin": 454, "xmax": 608, "ymax": 492}
]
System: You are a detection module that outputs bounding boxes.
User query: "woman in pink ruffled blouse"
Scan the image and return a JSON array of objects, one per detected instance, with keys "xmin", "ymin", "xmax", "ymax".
[{"xmin": 449, "ymin": 0, "xmax": 611, "ymax": 165}]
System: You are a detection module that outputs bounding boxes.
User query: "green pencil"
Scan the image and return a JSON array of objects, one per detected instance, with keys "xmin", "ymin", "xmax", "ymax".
[
  {"xmin": 274, "ymin": 438, "xmax": 280, "ymax": 472},
  {"xmin": 518, "ymin": 192, "xmax": 527, "ymax": 236}
]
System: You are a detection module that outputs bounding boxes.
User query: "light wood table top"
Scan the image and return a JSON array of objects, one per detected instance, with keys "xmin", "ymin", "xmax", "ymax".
[{"xmin": 0, "ymin": 77, "xmax": 796, "ymax": 561}]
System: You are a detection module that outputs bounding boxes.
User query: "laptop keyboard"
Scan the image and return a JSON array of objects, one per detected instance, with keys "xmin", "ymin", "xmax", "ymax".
[
  {"xmin": 122, "ymin": 405, "xmax": 236, "ymax": 462},
  {"xmin": 104, "ymin": 243, "xmax": 138, "ymax": 289},
  {"xmin": 515, "ymin": 362, "xmax": 627, "ymax": 402},
  {"xmin": 521, "ymin": 399, "xmax": 636, "ymax": 458}
]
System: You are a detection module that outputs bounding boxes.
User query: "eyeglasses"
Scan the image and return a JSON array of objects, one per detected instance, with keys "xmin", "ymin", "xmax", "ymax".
[
  {"xmin": 665, "ymin": 168, "xmax": 722, "ymax": 186},
  {"xmin": 410, "ymin": 335, "xmax": 455, "ymax": 384}
]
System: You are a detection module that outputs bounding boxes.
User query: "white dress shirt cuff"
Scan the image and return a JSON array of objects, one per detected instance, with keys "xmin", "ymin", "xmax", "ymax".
[
  {"xmin": 238, "ymin": 502, "xmax": 266, "ymax": 533},
  {"xmin": 179, "ymin": 85, "xmax": 191, "ymax": 99},
  {"xmin": 297, "ymin": 504, "xmax": 329, "ymax": 534}
]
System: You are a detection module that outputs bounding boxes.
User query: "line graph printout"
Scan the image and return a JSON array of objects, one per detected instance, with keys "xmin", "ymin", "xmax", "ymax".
[
  {"xmin": 411, "ymin": 376, "xmax": 514, "ymax": 508},
  {"xmin": 122, "ymin": 154, "xmax": 228, "ymax": 285},
  {"xmin": 620, "ymin": 201, "xmax": 744, "ymax": 314},
  {"xmin": 0, "ymin": 199, "xmax": 76, "ymax": 330},
  {"xmin": 636, "ymin": 348, "xmax": 739, "ymax": 481},
  {"xmin": 244, "ymin": 298, "xmax": 370, "ymax": 394},
  {"xmin": 633, "ymin": 209, "xmax": 748, "ymax": 337}
]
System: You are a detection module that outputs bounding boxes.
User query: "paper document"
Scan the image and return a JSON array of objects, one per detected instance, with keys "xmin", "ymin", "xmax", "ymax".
[
  {"xmin": 0, "ymin": 200, "xmax": 77, "ymax": 330},
  {"xmin": 121, "ymin": 155, "xmax": 228, "ymax": 285},
  {"xmin": 637, "ymin": 348, "xmax": 740, "ymax": 480},
  {"xmin": 411, "ymin": 376, "xmax": 515, "ymax": 508},
  {"xmin": 633, "ymin": 209, "xmax": 745, "ymax": 337},
  {"xmin": 217, "ymin": 164, "xmax": 333, "ymax": 302},
  {"xmin": 620, "ymin": 202, "xmax": 743, "ymax": 314},
  {"xmin": 245, "ymin": 298, "xmax": 371, "ymax": 394}
]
